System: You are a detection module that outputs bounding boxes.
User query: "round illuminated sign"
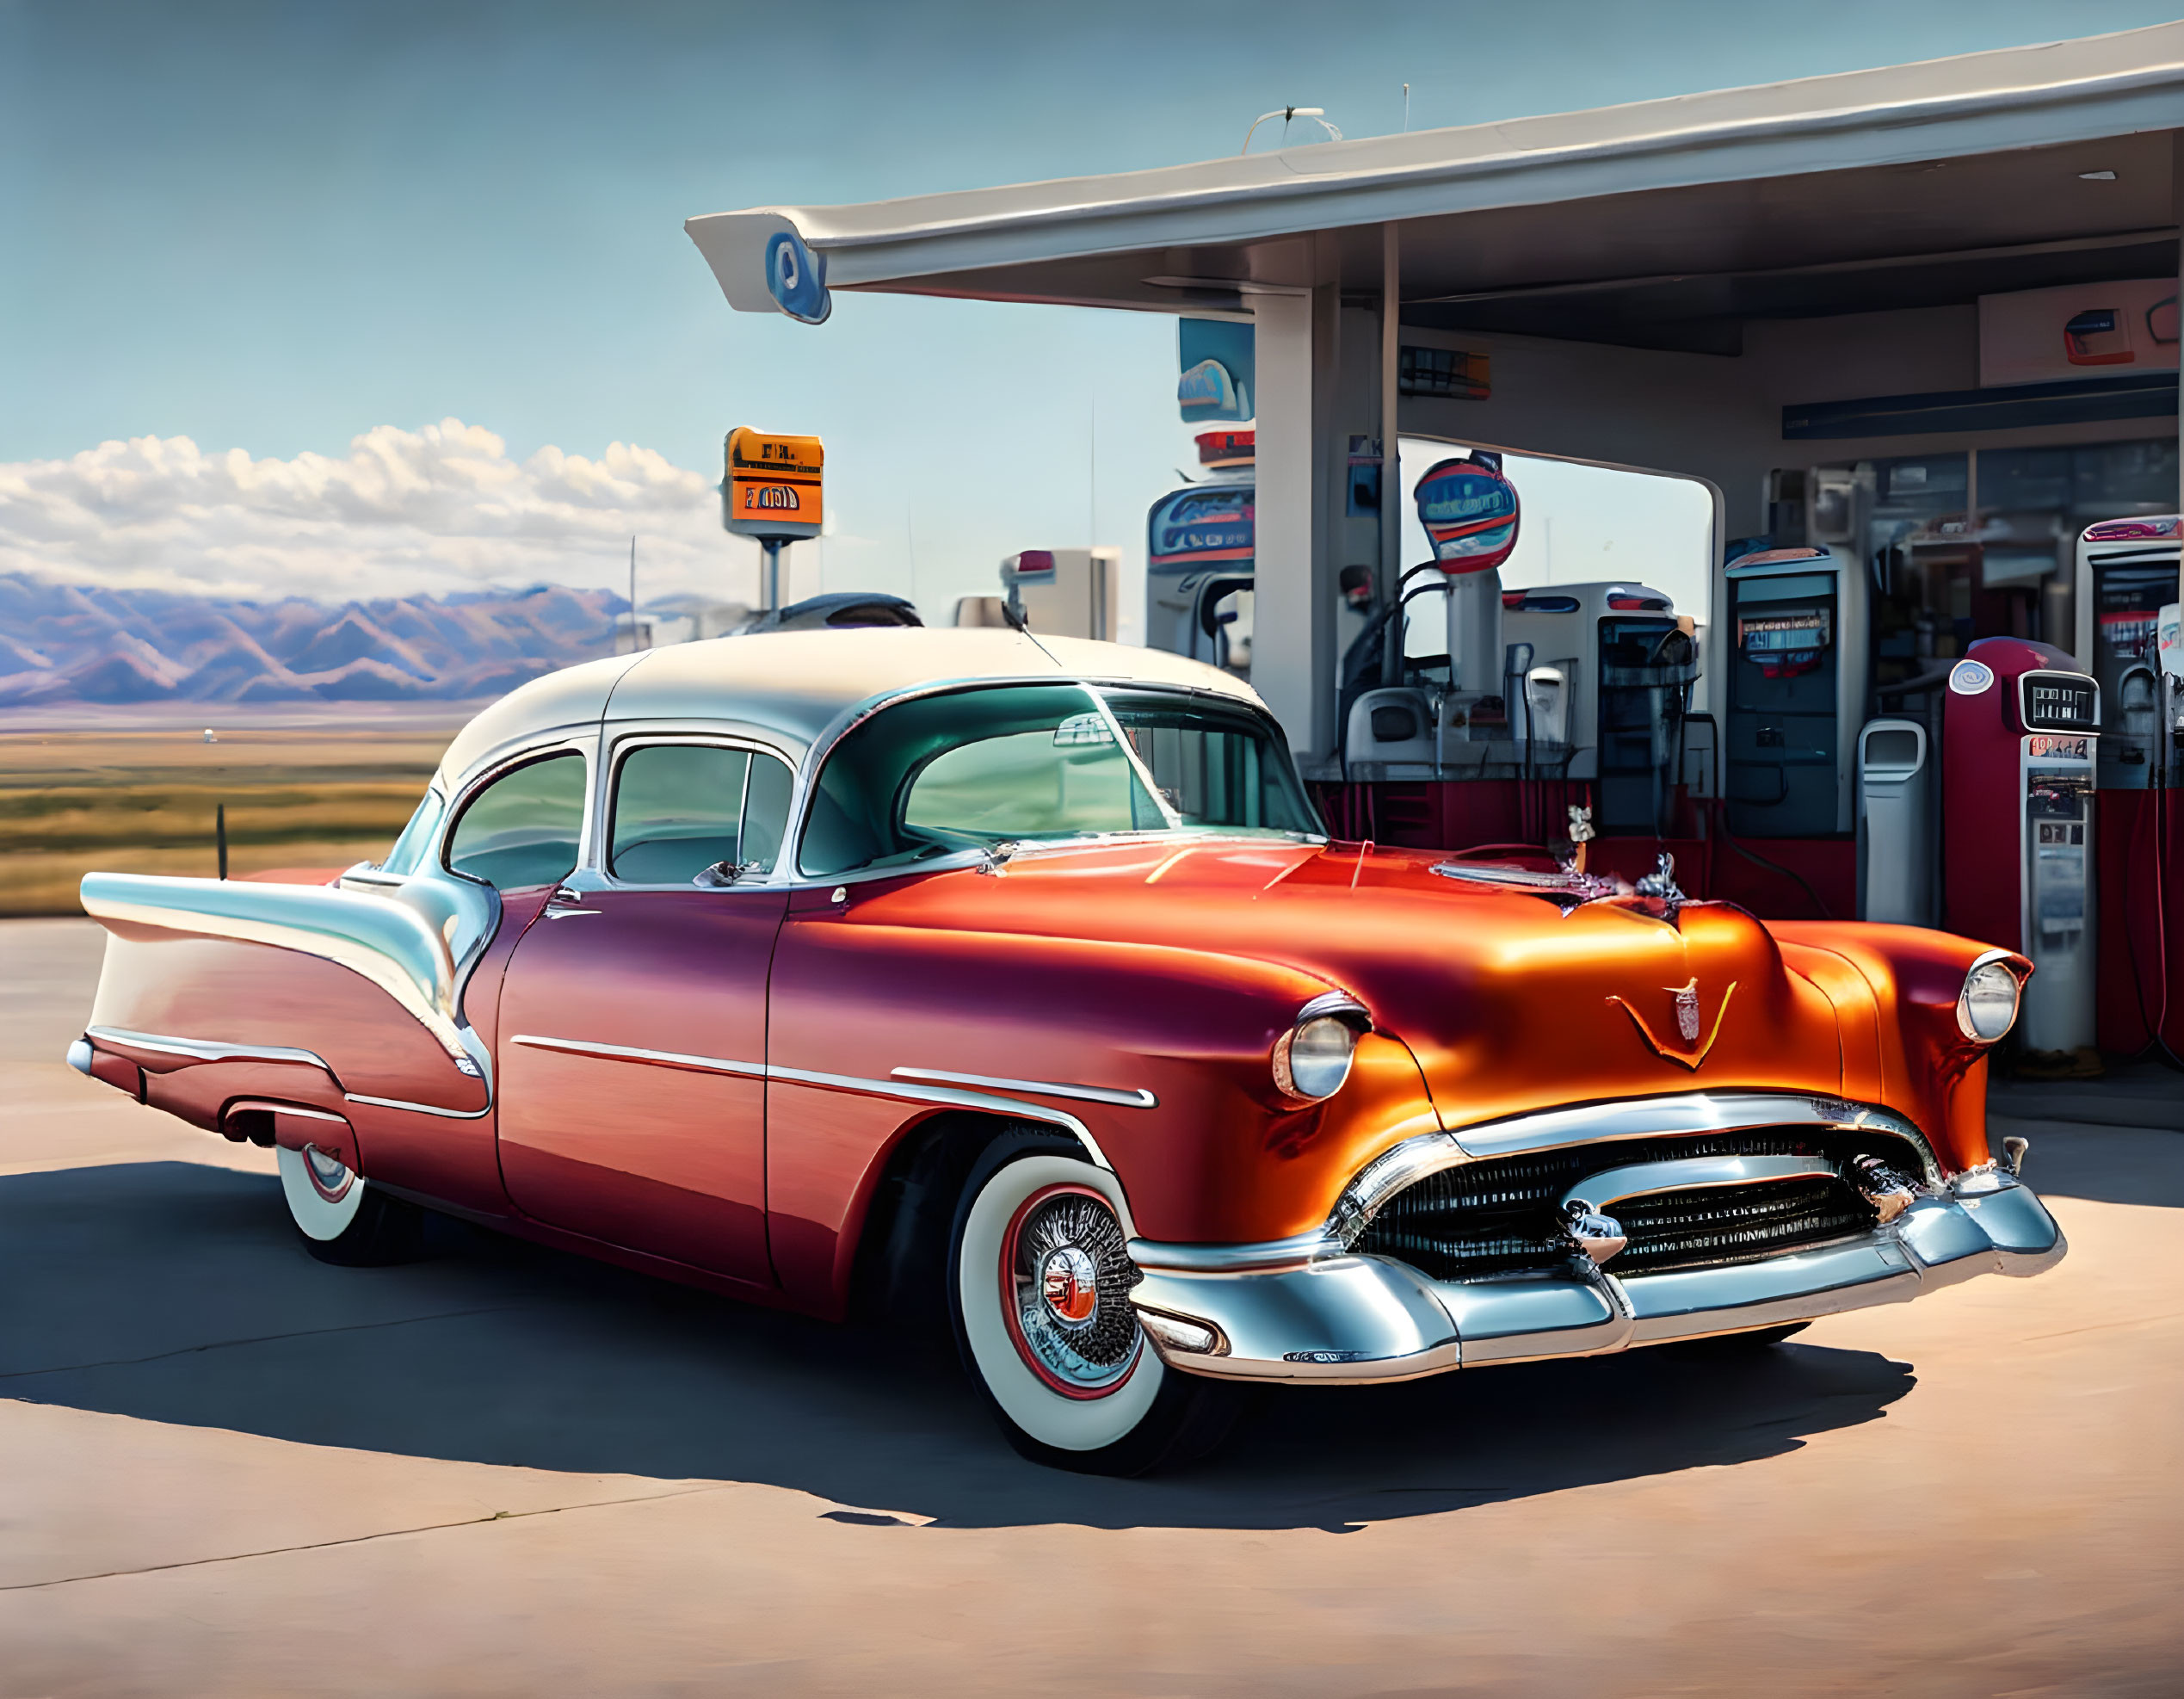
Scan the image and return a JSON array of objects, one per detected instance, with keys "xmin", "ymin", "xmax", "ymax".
[
  {"xmin": 764, "ymin": 230, "xmax": 832, "ymax": 324},
  {"xmin": 1947, "ymin": 659, "xmax": 1996, "ymax": 695},
  {"xmin": 1414, "ymin": 457, "xmax": 1520, "ymax": 574}
]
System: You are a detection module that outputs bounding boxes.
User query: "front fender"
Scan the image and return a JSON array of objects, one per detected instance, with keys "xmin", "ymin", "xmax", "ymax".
[
  {"xmin": 766, "ymin": 911, "xmax": 1442, "ymax": 1247},
  {"xmin": 1768, "ymin": 921, "xmax": 2023, "ymax": 1174}
]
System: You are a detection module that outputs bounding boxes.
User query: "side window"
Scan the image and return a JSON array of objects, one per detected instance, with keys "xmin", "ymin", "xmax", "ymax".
[
  {"xmin": 446, "ymin": 752, "xmax": 587, "ymax": 891},
  {"xmin": 608, "ymin": 743, "xmax": 797, "ymax": 885},
  {"xmin": 740, "ymin": 751, "xmax": 794, "ymax": 873}
]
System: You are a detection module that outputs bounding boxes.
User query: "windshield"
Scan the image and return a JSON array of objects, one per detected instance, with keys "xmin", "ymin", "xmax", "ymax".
[{"xmin": 798, "ymin": 682, "xmax": 1318, "ymax": 878}]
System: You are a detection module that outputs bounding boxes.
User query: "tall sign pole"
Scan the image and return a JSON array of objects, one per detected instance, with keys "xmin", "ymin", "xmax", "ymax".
[{"xmin": 723, "ymin": 429, "xmax": 824, "ymax": 611}]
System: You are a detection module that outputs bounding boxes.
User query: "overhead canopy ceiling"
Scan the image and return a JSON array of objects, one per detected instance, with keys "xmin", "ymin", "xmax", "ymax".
[
  {"xmin": 688, "ymin": 23, "xmax": 2184, "ymax": 356},
  {"xmin": 1391, "ymin": 133, "xmax": 2178, "ymax": 354}
]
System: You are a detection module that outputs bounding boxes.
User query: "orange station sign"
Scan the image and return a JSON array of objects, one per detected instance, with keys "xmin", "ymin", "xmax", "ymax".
[{"xmin": 724, "ymin": 428, "xmax": 824, "ymax": 539}]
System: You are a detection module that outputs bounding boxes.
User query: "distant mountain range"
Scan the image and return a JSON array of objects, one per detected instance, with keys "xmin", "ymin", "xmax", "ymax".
[{"xmin": 0, "ymin": 574, "xmax": 626, "ymax": 706}]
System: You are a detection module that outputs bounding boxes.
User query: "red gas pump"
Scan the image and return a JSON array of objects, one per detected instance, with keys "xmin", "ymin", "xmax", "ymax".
[{"xmin": 1942, "ymin": 637, "xmax": 2101, "ymax": 1068}]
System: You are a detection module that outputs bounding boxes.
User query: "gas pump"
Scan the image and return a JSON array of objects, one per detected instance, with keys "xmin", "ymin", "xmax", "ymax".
[
  {"xmin": 2074, "ymin": 516, "xmax": 2179, "ymax": 787},
  {"xmin": 1722, "ymin": 546, "xmax": 1869, "ymax": 838},
  {"xmin": 1341, "ymin": 455, "xmax": 1522, "ymax": 772},
  {"xmin": 1942, "ymin": 639, "xmax": 2101, "ymax": 1062},
  {"xmin": 1144, "ymin": 481, "xmax": 1254, "ymax": 677},
  {"xmin": 1497, "ymin": 584, "xmax": 1699, "ymax": 832}
]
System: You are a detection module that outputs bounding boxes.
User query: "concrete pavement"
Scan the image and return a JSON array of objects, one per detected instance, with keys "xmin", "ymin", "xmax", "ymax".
[{"xmin": 2, "ymin": 917, "xmax": 2179, "ymax": 1695}]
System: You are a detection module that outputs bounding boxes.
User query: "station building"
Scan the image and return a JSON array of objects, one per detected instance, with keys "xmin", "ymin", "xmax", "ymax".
[{"xmin": 687, "ymin": 23, "xmax": 2184, "ymax": 1065}]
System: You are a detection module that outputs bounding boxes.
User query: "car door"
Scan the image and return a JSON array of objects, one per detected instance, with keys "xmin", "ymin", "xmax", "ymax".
[{"xmin": 493, "ymin": 732, "xmax": 794, "ymax": 1286}]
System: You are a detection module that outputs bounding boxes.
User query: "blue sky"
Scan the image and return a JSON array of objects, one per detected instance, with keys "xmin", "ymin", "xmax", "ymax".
[{"xmin": 3, "ymin": 0, "xmax": 2175, "ymax": 619}]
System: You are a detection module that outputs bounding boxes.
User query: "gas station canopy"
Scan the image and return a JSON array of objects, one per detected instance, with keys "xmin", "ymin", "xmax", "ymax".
[
  {"xmin": 689, "ymin": 25, "xmax": 2181, "ymax": 354},
  {"xmin": 688, "ymin": 23, "xmax": 2184, "ymax": 769}
]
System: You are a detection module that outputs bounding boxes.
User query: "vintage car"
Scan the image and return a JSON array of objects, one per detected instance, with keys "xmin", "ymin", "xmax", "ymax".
[{"xmin": 71, "ymin": 627, "xmax": 2064, "ymax": 1473}]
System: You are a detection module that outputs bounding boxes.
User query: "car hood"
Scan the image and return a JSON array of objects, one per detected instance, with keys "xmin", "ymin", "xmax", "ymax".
[{"xmin": 836, "ymin": 837, "xmax": 1855, "ymax": 1135}]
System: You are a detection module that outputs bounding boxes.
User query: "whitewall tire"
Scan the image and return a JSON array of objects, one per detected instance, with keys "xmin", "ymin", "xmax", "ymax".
[
  {"xmin": 276, "ymin": 1144, "xmax": 425, "ymax": 1265},
  {"xmin": 947, "ymin": 1128, "xmax": 1248, "ymax": 1474}
]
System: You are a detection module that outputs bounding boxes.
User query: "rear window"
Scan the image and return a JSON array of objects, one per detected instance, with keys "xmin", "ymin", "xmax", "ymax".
[{"xmin": 445, "ymin": 752, "xmax": 587, "ymax": 891}]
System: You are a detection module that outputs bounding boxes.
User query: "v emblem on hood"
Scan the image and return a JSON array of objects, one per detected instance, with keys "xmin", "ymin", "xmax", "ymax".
[{"xmin": 1607, "ymin": 978, "xmax": 1737, "ymax": 1070}]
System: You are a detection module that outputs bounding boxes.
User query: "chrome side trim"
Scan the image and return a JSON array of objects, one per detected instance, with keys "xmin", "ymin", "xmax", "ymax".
[
  {"xmin": 86, "ymin": 1025, "xmax": 334, "ymax": 1071},
  {"xmin": 506, "ymin": 1035, "xmax": 1116, "ymax": 1171},
  {"xmin": 889, "ymin": 1066, "xmax": 1157, "ymax": 1109},
  {"xmin": 342, "ymin": 1092, "xmax": 493, "ymax": 1121},
  {"xmin": 1556, "ymin": 1153, "xmax": 1837, "ymax": 1211},
  {"xmin": 227, "ymin": 1098, "xmax": 349, "ymax": 1125},
  {"xmin": 510, "ymin": 1034, "xmax": 765, "ymax": 1078},
  {"xmin": 768, "ymin": 1062, "xmax": 1115, "ymax": 1174}
]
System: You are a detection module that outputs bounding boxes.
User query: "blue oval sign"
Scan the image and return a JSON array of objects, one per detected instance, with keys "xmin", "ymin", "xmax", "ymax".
[
  {"xmin": 1415, "ymin": 457, "xmax": 1520, "ymax": 573},
  {"xmin": 1146, "ymin": 485, "xmax": 1254, "ymax": 573},
  {"xmin": 765, "ymin": 230, "xmax": 832, "ymax": 325}
]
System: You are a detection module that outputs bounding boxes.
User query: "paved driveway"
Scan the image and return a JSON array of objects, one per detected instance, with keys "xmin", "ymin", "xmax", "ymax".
[{"xmin": 3, "ymin": 917, "xmax": 2178, "ymax": 1696}]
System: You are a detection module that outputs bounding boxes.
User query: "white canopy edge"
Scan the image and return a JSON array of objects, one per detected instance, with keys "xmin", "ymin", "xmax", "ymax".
[{"xmin": 687, "ymin": 22, "xmax": 2184, "ymax": 310}]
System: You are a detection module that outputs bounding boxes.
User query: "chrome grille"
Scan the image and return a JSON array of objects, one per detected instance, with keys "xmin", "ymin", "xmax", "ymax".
[
  {"xmin": 1608, "ymin": 1177, "xmax": 1873, "ymax": 1274},
  {"xmin": 1354, "ymin": 1128, "xmax": 1915, "ymax": 1282}
]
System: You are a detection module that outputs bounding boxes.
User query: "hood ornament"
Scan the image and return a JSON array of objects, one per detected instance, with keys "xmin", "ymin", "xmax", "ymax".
[{"xmin": 1634, "ymin": 851, "xmax": 1685, "ymax": 917}]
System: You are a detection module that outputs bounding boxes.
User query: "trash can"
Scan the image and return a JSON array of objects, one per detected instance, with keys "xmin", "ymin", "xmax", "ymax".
[{"xmin": 1858, "ymin": 718, "xmax": 1933, "ymax": 925}]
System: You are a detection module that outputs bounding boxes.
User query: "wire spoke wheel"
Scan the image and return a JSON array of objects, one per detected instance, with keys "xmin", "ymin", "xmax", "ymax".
[
  {"xmin": 947, "ymin": 1129, "xmax": 1252, "ymax": 1475},
  {"xmin": 1002, "ymin": 1184, "xmax": 1144, "ymax": 1397}
]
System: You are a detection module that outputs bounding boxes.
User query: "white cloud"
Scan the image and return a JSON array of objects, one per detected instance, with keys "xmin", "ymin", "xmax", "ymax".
[{"xmin": 0, "ymin": 419, "xmax": 770, "ymax": 603}]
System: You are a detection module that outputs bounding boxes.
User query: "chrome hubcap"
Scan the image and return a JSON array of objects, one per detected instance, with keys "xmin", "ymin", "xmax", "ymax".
[
  {"xmin": 1005, "ymin": 1188, "xmax": 1141, "ymax": 1396},
  {"xmin": 1040, "ymin": 1245, "xmax": 1101, "ymax": 1328},
  {"xmin": 302, "ymin": 1144, "xmax": 355, "ymax": 1202}
]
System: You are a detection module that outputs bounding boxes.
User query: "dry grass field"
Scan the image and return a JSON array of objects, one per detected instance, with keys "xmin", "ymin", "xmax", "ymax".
[{"xmin": 0, "ymin": 711, "xmax": 471, "ymax": 916}]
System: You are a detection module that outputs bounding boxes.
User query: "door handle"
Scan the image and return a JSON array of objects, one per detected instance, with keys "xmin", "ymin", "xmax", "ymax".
[{"xmin": 544, "ymin": 887, "xmax": 599, "ymax": 918}]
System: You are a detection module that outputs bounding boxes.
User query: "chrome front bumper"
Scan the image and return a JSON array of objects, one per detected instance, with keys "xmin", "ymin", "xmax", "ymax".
[{"xmin": 1128, "ymin": 1174, "xmax": 2065, "ymax": 1385}]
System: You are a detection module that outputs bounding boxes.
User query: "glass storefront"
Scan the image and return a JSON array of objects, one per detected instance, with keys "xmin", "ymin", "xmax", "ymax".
[{"xmin": 1802, "ymin": 436, "xmax": 2175, "ymax": 737}]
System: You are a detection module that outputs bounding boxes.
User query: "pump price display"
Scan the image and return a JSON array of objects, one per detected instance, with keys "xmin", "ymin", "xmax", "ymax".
[
  {"xmin": 1737, "ymin": 609, "xmax": 1831, "ymax": 652},
  {"xmin": 2020, "ymin": 672, "xmax": 2098, "ymax": 732},
  {"xmin": 724, "ymin": 428, "xmax": 824, "ymax": 539}
]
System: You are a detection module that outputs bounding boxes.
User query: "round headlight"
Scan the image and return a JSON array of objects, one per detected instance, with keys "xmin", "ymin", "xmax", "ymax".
[
  {"xmin": 1273, "ymin": 1014, "xmax": 1358, "ymax": 1102},
  {"xmin": 1958, "ymin": 957, "xmax": 2022, "ymax": 1044}
]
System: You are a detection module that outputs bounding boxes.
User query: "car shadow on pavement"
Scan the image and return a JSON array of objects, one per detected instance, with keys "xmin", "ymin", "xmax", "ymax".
[{"xmin": 4, "ymin": 1161, "xmax": 1919, "ymax": 1532}]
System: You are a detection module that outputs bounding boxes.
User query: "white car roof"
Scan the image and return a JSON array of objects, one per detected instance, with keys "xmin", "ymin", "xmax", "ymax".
[{"xmin": 433, "ymin": 627, "xmax": 1265, "ymax": 791}]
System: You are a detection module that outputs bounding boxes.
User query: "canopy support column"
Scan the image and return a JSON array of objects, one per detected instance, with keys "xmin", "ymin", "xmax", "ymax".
[
  {"xmin": 1250, "ymin": 287, "xmax": 1324, "ymax": 761},
  {"xmin": 1380, "ymin": 225, "xmax": 1403, "ymax": 609}
]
